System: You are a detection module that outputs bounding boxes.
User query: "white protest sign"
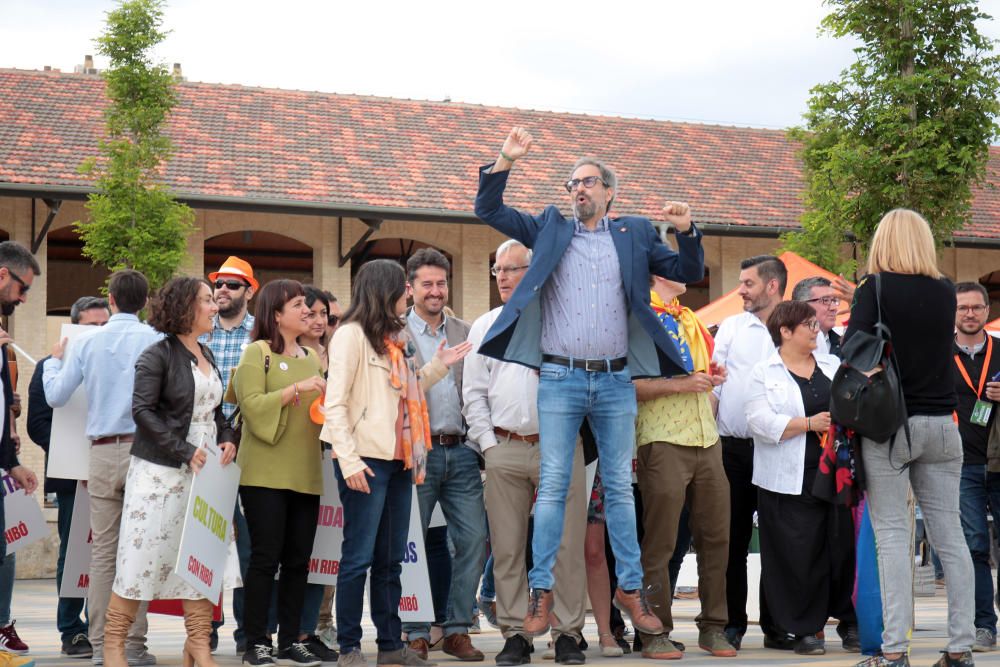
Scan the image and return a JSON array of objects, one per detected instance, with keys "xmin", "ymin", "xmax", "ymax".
[
  {"xmin": 307, "ymin": 459, "xmax": 342, "ymax": 585},
  {"xmin": 1, "ymin": 470, "xmax": 49, "ymax": 554},
  {"xmin": 174, "ymin": 442, "xmax": 241, "ymax": 600},
  {"xmin": 398, "ymin": 485, "xmax": 434, "ymax": 622},
  {"xmin": 428, "ymin": 503, "xmax": 446, "ymax": 528},
  {"xmin": 59, "ymin": 481, "xmax": 92, "ymax": 598},
  {"xmin": 48, "ymin": 324, "xmax": 98, "ymax": 481}
]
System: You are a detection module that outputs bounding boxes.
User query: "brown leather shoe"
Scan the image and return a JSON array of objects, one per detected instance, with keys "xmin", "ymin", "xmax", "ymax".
[
  {"xmin": 523, "ymin": 589, "xmax": 554, "ymax": 636},
  {"xmin": 442, "ymin": 633, "xmax": 484, "ymax": 661},
  {"xmin": 409, "ymin": 638, "xmax": 430, "ymax": 660},
  {"xmin": 614, "ymin": 587, "xmax": 664, "ymax": 635}
]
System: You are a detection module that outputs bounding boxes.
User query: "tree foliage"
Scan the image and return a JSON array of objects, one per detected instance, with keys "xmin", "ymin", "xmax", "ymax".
[
  {"xmin": 782, "ymin": 0, "xmax": 1000, "ymax": 275},
  {"xmin": 76, "ymin": 0, "xmax": 192, "ymax": 289}
]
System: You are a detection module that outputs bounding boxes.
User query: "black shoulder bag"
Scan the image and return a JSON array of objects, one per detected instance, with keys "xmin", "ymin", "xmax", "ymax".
[{"xmin": 830, "ymin": 273, "xmax": 910, "ymax": 447}]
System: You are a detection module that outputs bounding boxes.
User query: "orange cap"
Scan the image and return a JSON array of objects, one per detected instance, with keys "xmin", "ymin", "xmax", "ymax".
[{"xmin": 208, "ymin": 256, "xmax": 259, "ymax": 292}]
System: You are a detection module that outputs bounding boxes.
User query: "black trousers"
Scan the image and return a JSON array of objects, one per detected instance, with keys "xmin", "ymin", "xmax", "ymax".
[
  {"xmin": 758, "ymin": 477, "xmax": 857, "ymax": 637},
  {"xmin": 721, "ymin": 437, "xmax": 779, "ymax": 637},
  {"xmin": 240, "ymin": 485, "xmax": 320, "ymax": 649}
]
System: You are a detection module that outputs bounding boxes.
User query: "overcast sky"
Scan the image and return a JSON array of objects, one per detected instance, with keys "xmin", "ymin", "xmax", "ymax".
[{"xmin": 3, "ymin": 0, "xmax": 1000, "ymax": 130}]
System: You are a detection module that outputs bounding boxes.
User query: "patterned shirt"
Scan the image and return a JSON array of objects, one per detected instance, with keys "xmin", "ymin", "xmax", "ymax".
[
  {"xmin": 540, "ymin": 217, "xmax": 628, "ymax": 359},
  {"xmin": 636, "ymin": 310, "xmax": 718, "ymax": 448},
  {"xmin": 199, "ymin": 312, "xmax": 255, "ymax": 419}
]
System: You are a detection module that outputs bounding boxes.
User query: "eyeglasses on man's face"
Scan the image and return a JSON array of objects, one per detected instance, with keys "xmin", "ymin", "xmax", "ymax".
[
  {"xmin": 490, "ymin": 264, "xmax": 530, "ymax": 277},
  {"xmin": 564, "ymin": 176, "xmax": 608, "ymax": 193},
  {"xmin": 806, "ymin": 296, "xmax": 840, "ymax": 307},
  {"xmin": 957, "ymin": 304, "xmax": 987, "ymax": 314},
  {"xmin": 7, "ymin": 268, "xmax": 28, "ymax": 296}
]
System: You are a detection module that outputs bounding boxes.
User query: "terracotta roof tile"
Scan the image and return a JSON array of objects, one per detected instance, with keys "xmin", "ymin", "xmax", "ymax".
[{"xmin": 1, "ymin": 67, "xmax": 999, "ymax": 238}]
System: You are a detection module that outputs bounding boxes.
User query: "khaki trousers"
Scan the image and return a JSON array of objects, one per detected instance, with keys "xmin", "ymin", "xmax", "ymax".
[
  {"xmin": 87, "ymin": 441, "xmax": 149, "ymax": 654},
  {"xmin": 637, "ymin": 440, "xmax": 730, "ymax": 634},
  {"xmin": 484, "ymin": 438, "xmax": 587, "ymax": 640}
]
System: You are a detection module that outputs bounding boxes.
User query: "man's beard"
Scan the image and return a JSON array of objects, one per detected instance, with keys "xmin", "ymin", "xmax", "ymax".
[
  {"xmin": 218, "ymin": 294, "xmax": 246, "ymax": 319},
  {"xmin": 0, "ymin": 302, "xmax": 15, "ymax": 317},
  {"xmin": 573, "ymin": 198, "xmax": 597, "ymax": 221},
  {"xmin": 743, "ymin": 294, "xmax": 768, "ymax": 313},
  {"xmin": 958, "ymin": 321, "xmax": 984, "ymax": 336}
]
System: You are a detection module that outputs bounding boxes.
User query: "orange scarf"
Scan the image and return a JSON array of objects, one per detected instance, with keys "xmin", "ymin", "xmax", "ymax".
[{"xmin": 386, "ymin": 336, "xmax": 432, "ymax": 483}]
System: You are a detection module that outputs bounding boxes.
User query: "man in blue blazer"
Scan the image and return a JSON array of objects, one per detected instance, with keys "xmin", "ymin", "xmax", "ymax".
[{"xmin": 473, "ymin": 127, "xmax": 705, "ymax": 656}]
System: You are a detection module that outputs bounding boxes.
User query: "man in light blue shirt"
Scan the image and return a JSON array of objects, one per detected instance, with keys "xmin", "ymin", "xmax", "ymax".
[{"xmin": 43, "ymin": 270, "xmax": 161, "ymax": 666}]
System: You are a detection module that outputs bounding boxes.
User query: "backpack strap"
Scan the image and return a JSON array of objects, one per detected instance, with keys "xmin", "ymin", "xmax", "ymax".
[{"xmin": 874, "ymin": 273, "xmax": 913, "ymax": 469}]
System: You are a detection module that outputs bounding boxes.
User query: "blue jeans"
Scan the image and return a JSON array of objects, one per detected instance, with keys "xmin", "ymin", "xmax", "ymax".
[
  {"xmin": 402, "ymin": 445, "xmax": 486, "ymax": 640},
  {"xmin": 0, "ymin": 488, "xmax": 9, "ymax": 626},
  {"xmin": 959, "ymin": 464, "xmax": 1000, "ymax": 633},
  {"xmin": 335, "ymin": 457, "xmax": 412, "ymax": 653},
  {"xmin": 424, "ymin": 526, "xmax": 451, "ymax": 626},
  {"xmin": 531, "ymin": 362, "xmax": 642, "ymax": 590},
  {"xmin": 480, "ymin": 552, "xmax": 495, "ymax": 601},
  {"xmin": 56, "ymin": 490, "xmax": 88, "ymax": 641}
]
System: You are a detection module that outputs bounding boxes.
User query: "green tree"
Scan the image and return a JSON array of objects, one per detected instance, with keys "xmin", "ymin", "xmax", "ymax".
[
  {"xmin": 782, "ymin": 0, "xmax": 1000, "ymax": 275},
  {"xmin": 76, "ymin": 0, "xmax": 193, "ymax": 289}
]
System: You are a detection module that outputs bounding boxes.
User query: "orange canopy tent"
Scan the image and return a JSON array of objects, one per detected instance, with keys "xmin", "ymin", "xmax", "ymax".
[{"xmin": 694, "ymin": 251, "xmax": 855, "ymax": 330}]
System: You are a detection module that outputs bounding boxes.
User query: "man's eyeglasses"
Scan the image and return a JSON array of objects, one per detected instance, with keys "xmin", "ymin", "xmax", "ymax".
[
  {"xmin": 490, "ymin": 264, "xmax": 530, "ymax": 277},
  {"xmin": 328, "ymin": 315, "xmax": 340, "ymax": 327},
  {"xmin": 7, "ymin": 269, "xmax": 28, "ymax": 295},
  {"xmin": 806, "ymin": 296, "xmax": 840, "ymax": 307},
  {"xmin": 564, "ymin": 176, "xmax": 608, "ymax": 192},
  {"xmin": 957, "ymin": 304, "xmax": 988, "ymax": 314},
  {"xmin": 214, "ymin": 279, "xmax": 248, "ymax": 291}
]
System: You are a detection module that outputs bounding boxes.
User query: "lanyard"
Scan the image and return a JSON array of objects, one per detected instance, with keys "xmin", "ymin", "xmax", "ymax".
[{"xmin": 954, "ymin": 334, "xmax": 993, "ymax": 399}]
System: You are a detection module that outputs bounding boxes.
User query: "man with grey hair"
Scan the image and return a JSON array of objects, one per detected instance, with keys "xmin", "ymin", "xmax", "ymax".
[
  {"xmin": 792, "ymin": 277, "xmax": 842, "ymax": 356},
  {"xmin": 464, "ymin": 239, "xmax": 588, "ymax": 665},
  {"xmin": 474, "ymin": 128, "xmax": 704, "ymax": 659}
]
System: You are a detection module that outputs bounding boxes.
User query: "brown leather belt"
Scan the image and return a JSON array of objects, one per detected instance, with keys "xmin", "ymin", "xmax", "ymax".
[
  {"xmin": 431, "ymin": 434, "xmax": 463, "ymax": 446},
  {"xmin": 92, "ymin": 434, "xmax": 134, "ymax": 446},
  {"xmin": 494, "ymin": 427, "xmax": 540, "ymax": 444},
  {"xmin": 541, "ymin": 354, "xmax": 627, "ymax": 372}
]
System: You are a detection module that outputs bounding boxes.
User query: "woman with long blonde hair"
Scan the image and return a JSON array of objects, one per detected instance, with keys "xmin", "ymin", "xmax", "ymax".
[{"xmin": 844, "ymin": 209, "xmax": 974, "ymax": 667}]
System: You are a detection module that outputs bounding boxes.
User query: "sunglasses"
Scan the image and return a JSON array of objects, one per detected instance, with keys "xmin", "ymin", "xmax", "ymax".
[
  {"xmin": 327, "ymin": 315, "xmax": 340, "ymax": 327},
  {"xmin": 214, "ymin": 279, "xmax": 249, "ymax": 291}
]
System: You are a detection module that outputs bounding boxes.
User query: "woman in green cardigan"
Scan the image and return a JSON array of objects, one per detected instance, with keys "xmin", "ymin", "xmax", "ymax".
[{"xmin": 233, "ymin": 279, "xmax": 327, "ymax": 667}]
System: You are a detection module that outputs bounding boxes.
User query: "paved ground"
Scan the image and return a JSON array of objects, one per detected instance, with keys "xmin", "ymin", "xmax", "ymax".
[{"xmin": 7, "ymin": 579, "xmax": 993, "ymax": 666}]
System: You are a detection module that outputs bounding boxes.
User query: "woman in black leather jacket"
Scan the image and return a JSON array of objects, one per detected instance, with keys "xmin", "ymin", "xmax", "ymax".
[{"xmin": 104, "ymin": 277, "xmax": 237, "ymax": 667}]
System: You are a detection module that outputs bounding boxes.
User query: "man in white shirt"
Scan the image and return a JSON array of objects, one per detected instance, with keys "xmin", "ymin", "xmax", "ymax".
[
  {"xmin": 464, "ymin": 240, "xmax": 587, "ymax": 666},
  {"xmin": 711, "ymin": 255, "xmax": 787, "ymax": 651},
  {"xmin": 792, "ymin": 277, "xmax": 842, "ymax": 357}
]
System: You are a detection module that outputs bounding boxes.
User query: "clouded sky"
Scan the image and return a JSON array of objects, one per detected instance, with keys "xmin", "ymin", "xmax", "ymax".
[{"xmin": 3, "ymin": 0, "xmax": 999, "ymax": 129}]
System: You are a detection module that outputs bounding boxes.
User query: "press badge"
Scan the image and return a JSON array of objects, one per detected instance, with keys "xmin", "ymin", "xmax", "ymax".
[{"xmin": 971, "ymin": 399, "xmax": 993, "ymax": 426}]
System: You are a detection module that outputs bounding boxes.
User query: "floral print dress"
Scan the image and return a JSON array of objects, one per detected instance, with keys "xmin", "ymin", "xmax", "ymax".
[{"xmin": 113, "ymin": 362, "xmax": 224, "ymax": 600}]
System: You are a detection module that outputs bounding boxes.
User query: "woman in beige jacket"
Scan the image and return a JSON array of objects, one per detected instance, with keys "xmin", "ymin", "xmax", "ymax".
[{"xmin": 321, "ymin": 259, "xmax": 470, "ymax": 667}]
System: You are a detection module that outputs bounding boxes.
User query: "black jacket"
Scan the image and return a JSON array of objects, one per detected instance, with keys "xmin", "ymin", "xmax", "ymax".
[
  {"xmin": 131, "ymin": 336, "xmax": 236, "ymax": 468},
  {"xmin": 0, "ymin": 346, "xmax": 18, "ymax": 472},
  {"xmin": 27, "ymin": 355, "xmax": 75, "ymax": 494}
]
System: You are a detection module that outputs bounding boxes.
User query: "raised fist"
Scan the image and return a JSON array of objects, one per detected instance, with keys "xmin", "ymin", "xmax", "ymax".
[{"xmin": 663, "ymin": 201, "xmax": 692, "ymax": 233}]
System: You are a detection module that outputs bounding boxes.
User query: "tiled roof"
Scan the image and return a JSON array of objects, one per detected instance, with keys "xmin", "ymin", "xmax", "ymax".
[{"xmin": 1, "ymin": 67, "xmax": 998, "ymax": 239}]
